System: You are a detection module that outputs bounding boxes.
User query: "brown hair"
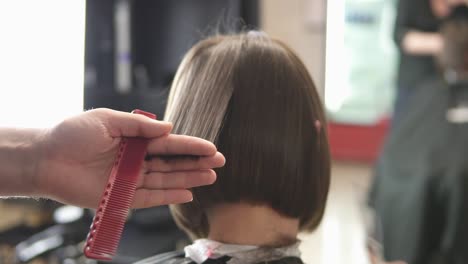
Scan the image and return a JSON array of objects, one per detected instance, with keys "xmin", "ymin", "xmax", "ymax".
[
  {"xmin": 164, "ymin": 32, "xmax": 331, "ymax": 239},
  {"xmin": 439, "ymin": 11, "xmax": 468, "ymax": 72}
]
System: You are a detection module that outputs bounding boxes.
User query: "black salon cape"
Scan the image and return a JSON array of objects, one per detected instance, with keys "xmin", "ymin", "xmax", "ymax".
[
  {"xmin": 133, "ymin": 250, "xmax": 303, "ymax": 264},
  {"xmin": 370, "ymin": 78, "xmax": 468, "ymax": 264}
]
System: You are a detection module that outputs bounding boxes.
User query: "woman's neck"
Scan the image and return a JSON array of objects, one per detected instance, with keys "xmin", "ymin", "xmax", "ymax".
[{"xmin": 207, "ymin": 203, "xmax": 299, "ymax": 247}]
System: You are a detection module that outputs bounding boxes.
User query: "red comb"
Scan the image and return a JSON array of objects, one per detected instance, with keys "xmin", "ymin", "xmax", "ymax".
[{"xmin": 84, "ymin": 109, "xmax": 156, "ymax": 261}]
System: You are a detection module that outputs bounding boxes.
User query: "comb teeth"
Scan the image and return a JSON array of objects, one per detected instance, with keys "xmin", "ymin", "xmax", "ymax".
[
  {"xmin": 84, "ymin": 178, "xmax": 137, "ymax": 260},
  {"xmin": 84, "ymin": 110, "xmax": 155, "ymax": 261}
]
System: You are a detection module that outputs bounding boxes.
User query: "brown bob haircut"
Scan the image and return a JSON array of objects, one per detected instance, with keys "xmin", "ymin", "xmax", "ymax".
[
  {"xmin": 438, "ymin": 9, "xmax": 468, "ymax": 72},
  {"xmin": 164, "ymin": 32, "xmax": 331, "ymax": 239}
]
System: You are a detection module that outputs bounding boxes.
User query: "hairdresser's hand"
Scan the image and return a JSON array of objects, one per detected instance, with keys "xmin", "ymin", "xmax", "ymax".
[{"xmin": 37, "ymin": 108, "xmax": 225, "ymax": 209}]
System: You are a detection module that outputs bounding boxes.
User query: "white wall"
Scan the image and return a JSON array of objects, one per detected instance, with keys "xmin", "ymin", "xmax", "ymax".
[
  {"xmin": 260, "ymin": 0, "xmax": 327, "ymax": 97},
  {"xmin": 0, "ymin": 1, "xmax": 86, "ymax": 128}
]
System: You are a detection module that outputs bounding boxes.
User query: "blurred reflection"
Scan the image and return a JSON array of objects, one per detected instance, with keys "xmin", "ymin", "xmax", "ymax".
[
  {"xmin": 370, "ymin": 6, "xmax": 468, "ymax": 264},
  {"xmin": 392, "ymin": 0, "xmax": 464, "ymax": 124}
]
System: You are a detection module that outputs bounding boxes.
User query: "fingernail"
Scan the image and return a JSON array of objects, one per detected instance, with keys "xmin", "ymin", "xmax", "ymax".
[
  {"xmin": 216, "ymin": 152, "xmax": 226, "ymax": 165},
  {"xmin": 156, "ymin": 120, "xmax": 172, "ymax": 126},
  {"xmin": 184, "ymin": 195, "xmax": 194, "ymax": 203},
  {"xmin": 205, "ymin": 170, "xmax": 217, "ymax": 184}
]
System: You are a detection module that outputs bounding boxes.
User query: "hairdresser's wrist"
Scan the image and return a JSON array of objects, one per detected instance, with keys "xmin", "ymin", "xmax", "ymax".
[
  {"xmin": 0, "ymin": 127, "xmax": 47, "ymax": 197},
  {"xmin": 33, "ymin": 127, "xmax": 65, "ymax": 200},
  {"xmin": 19, "ymin": 128, "xmax": 48, "ymax": 197}
]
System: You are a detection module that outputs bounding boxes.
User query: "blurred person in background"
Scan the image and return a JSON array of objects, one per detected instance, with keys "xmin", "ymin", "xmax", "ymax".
[
  {"xmin": 392, "ymin": 0, "xmax": 467, "ymax": 124},
  {"xmin": 370, "ymin": 6, "xmax": 468, "ymax": 264}
]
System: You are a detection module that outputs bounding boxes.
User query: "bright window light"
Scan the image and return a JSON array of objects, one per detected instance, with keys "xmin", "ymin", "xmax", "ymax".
[
  {"xmin": 325, "ymin": 0, "xmax": 348, "ymax": 113},
  {"xmin": 0, "ymin": 1, "xmax": 85, "ymax": 128}
]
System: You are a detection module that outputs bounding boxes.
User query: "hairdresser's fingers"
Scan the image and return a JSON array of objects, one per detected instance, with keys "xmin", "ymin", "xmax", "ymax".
[
  {"xmin": 145, "ymin": 152, "xmax": 225, "ymax": 172},
  {"xmin": 138, "ymin": 169, "xmax": 216, "ymax": 189},
  {"xmin": 92, "ymin": 108, "xmax": 173, "ymax": 138},
  {"xmin": 147, "ymin": 134, "xmax": 217, "ymax": 156},
  {"xmin": 131, "ymin": 189, "xmax": 193, "ymax": 209}
]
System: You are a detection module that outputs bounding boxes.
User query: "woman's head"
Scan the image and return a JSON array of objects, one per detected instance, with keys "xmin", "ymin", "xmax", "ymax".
[
  {"xmin": 438, "ymin": 6, "xmax": 468, "ymax": 75},
  {"xmin": 165, "ymin": 32, "xmax": 330, "ymax": 239}
]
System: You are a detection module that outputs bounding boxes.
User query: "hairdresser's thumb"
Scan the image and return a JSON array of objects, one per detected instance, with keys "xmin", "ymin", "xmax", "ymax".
[{"xmin": 97, "ymin": 108, "xmax": 173, "ymax": 138}]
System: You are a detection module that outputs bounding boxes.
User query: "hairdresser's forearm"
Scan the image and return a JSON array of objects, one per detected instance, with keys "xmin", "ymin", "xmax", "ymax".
[
  {"xmin": 0, "ymin": 128, "xmax": 46, "ymax": 196},
  {"xmin": 402, "ymin": 31, "xmax": 443, "ymax": 55}
]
